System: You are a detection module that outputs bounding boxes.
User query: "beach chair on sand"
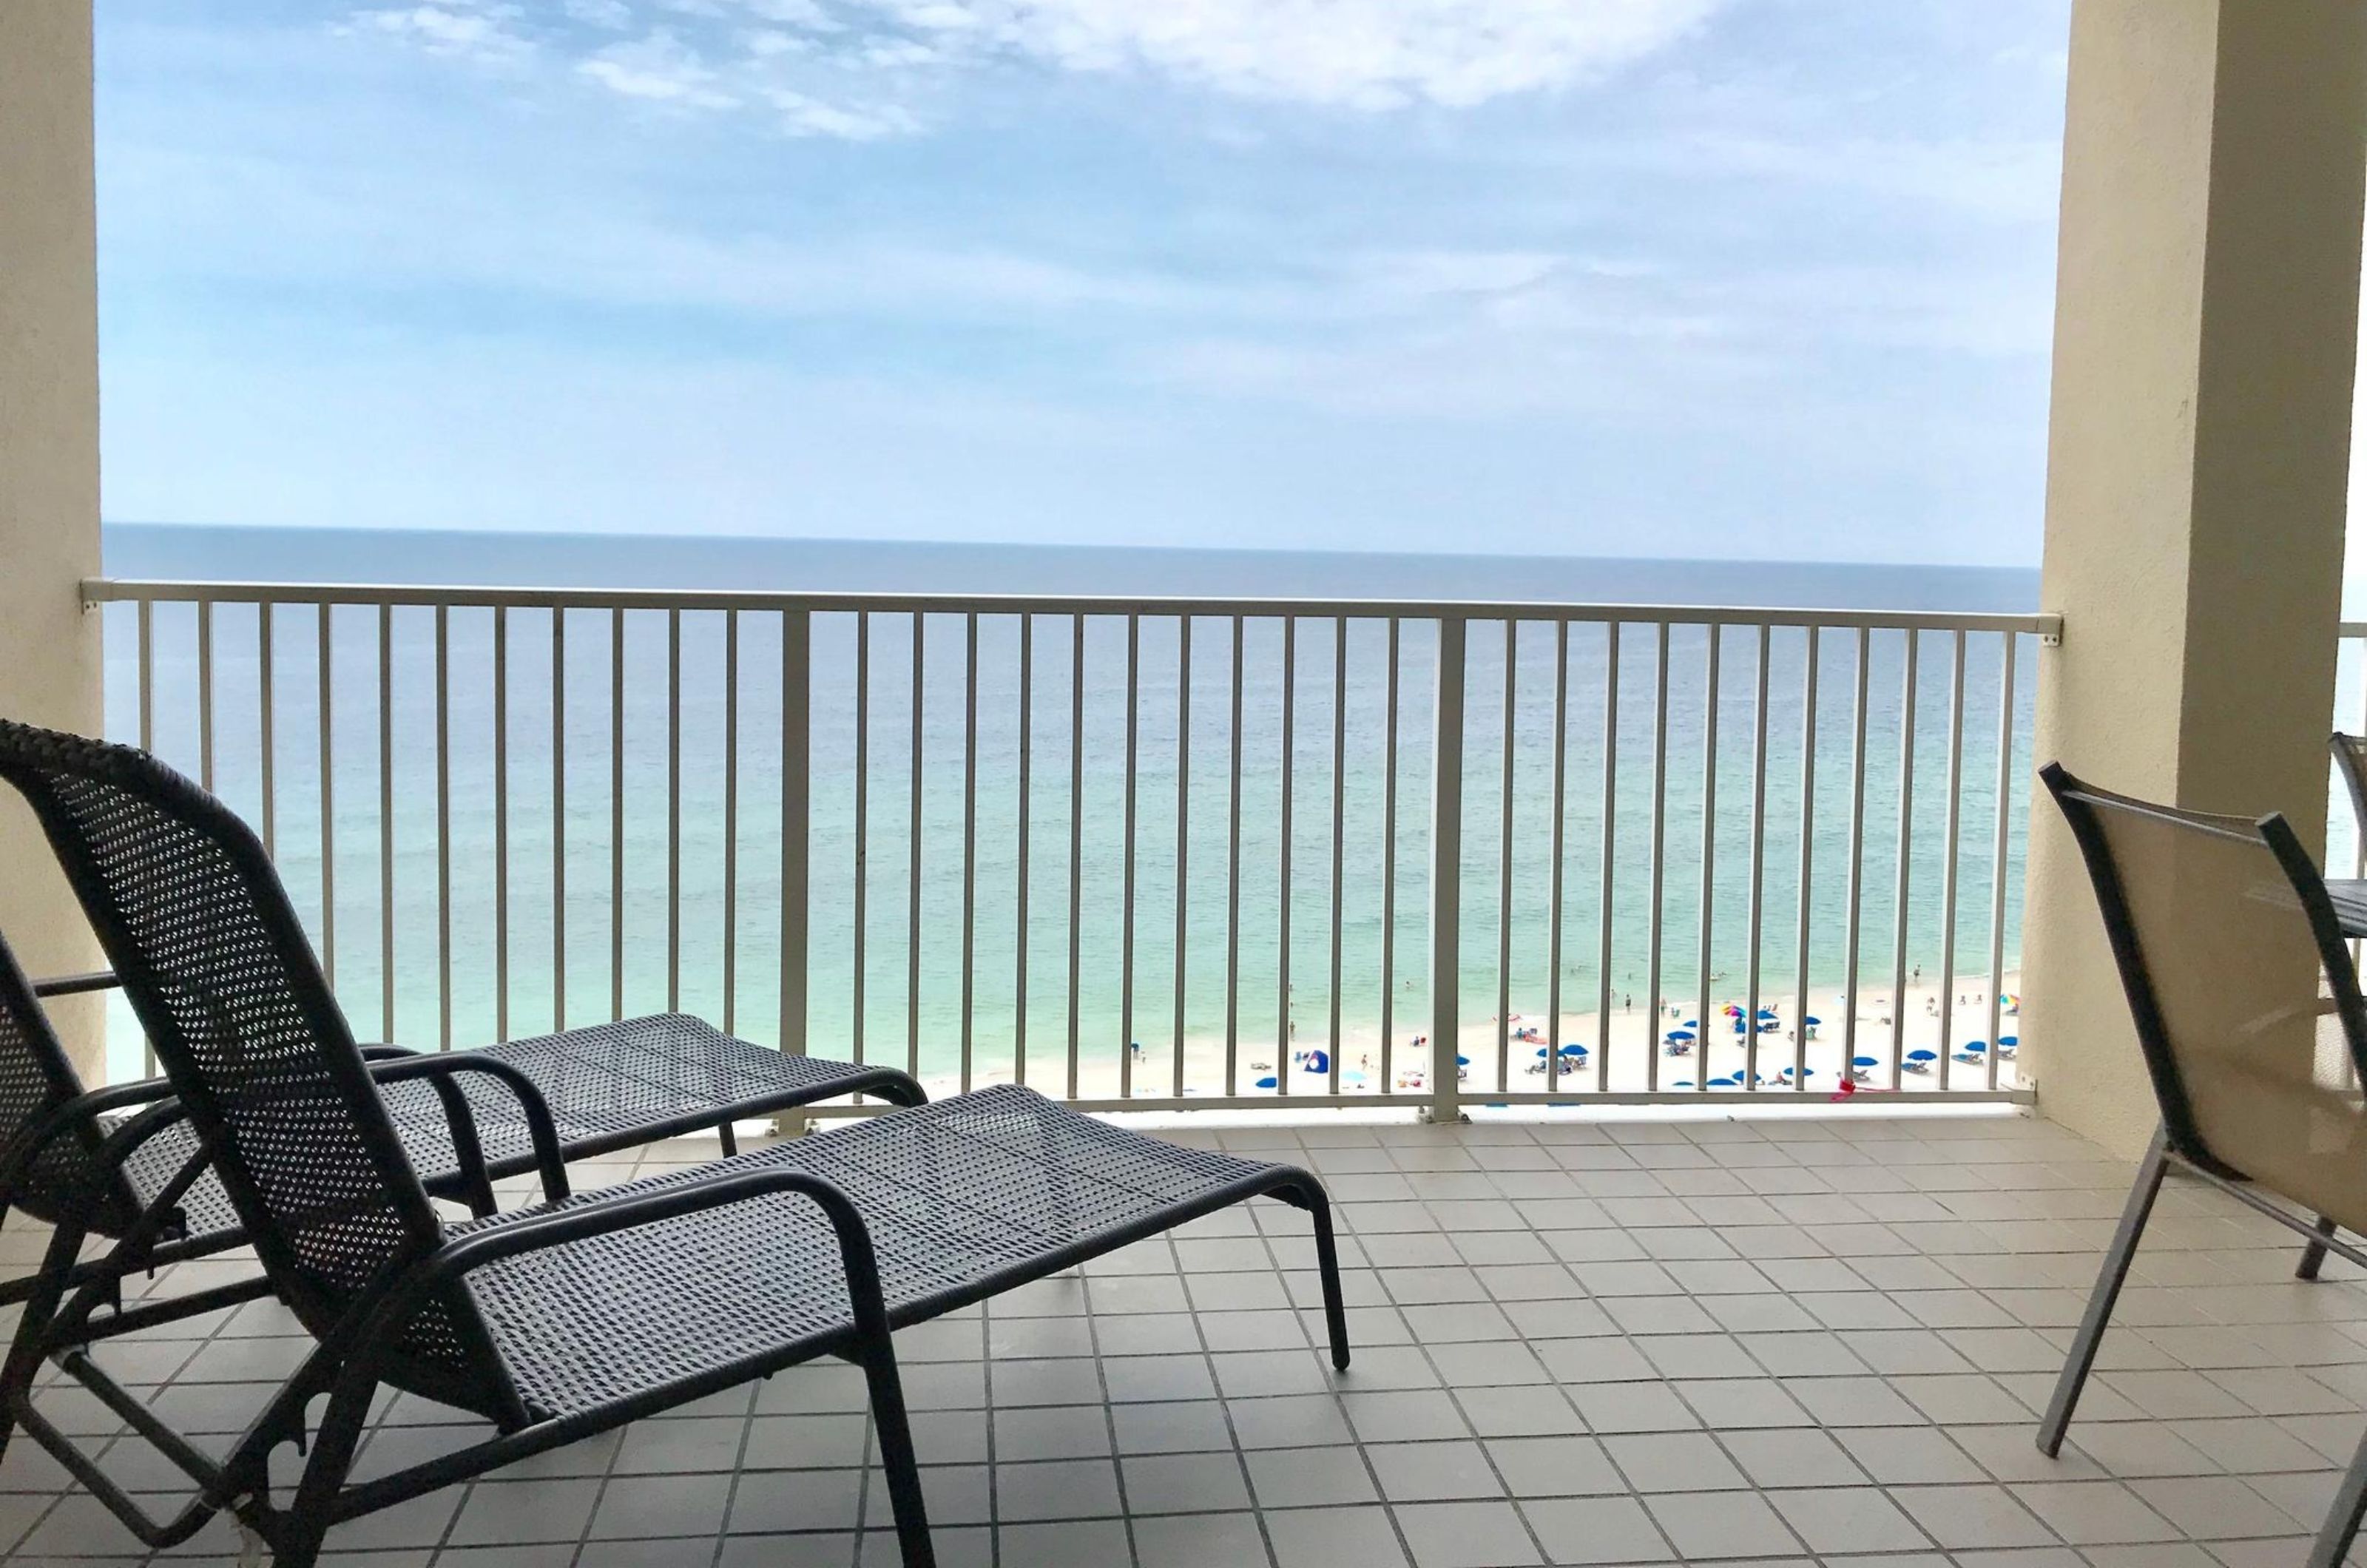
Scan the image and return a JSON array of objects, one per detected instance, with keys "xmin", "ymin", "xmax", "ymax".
[
  {"xmin": 2042, "ymin": 761, "xmax": 2367, "ymax": 1568},
  {"xmin": 0, "ymin": 720, "xmax": 1348, "ymax": 1567}
]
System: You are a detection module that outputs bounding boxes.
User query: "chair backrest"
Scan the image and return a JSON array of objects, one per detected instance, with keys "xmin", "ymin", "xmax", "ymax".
[
  {"xmin": 2043, "ymin": 762, "xmax": 2367, "ymax": 1230},
  {"xmin": 0, "ymin": 933, "xmax": 136, "ymax": 1231},
  {"xmin": 0, "ymin": 720, "xmax": 498, "ymax": 1388},
  {"xmin": 2334, "ymin": 733, "xmax": 2367, "ymax": 838}
]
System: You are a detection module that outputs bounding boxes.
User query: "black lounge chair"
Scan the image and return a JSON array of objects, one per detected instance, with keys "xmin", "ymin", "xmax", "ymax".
[
  {"xmin": 0, "ymin": 717, "xmax": 1349, "ymax": 1566},
  {"xmin": 2042, "ymin": 763, "xmax": 2367, "ymax": 1567},
  {"xmin": 0, "ymin": 721, "xmax": 925, "ymax": 1322}
]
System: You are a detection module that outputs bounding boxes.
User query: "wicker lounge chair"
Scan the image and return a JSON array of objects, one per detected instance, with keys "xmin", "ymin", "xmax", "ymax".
[
  {"xmin": 2042, "ymin": 762, "xmax": 2367, "ymax": 1567},
  {"xmin": 0, "ymin": 717, "xmax": 1349, "ymax": 1566}
]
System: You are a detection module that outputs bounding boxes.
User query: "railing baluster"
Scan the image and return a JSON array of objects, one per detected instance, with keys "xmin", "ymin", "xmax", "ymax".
[
  {"xmin": 1988, "ymin": 632, "xmax": 2019, "ymax": 1090},
  {"xmin": 1121, "ymin": 612, "xmax": 1138, "ymax": 1098},
  {"xmin": 1889, "ymin": 631, "xmax": 1919, "ymax": 1085},
  {"xmin": 1645, "ymin": 624, "xmax": 1669, "ymax": 1092},
  {"xmin": 142, "ymin": 600, "xmax": 158, "ymax": 1074},
  {"xmin": 1497, "ymin": 619, "xmax": 1516, "ymax": 1094},
  {"xmin": 379, "ymin": 604, "xmax": 394, "ymax": 1043},
  {"xmin": 666, "ymin": 608, "xmax": 682, "ymax": 1015},
  {"xmin": 1842, "ymin": 628, "xmax": 1871, "ymax": 1069},
  {"xmin": 1792, "ymin": 629, "xmax": 1820, "ymax": 1091},
  {"xmin": 908, "ymin": 612, "xmax": 925, "ymax": 1083},
  {"xmin": 853, "ymin": 611, "xmax": 869, "ymax": 1067},
  {"xmin": 1380, "ymin": 617, "xmax": 1399, "ymax": 1096},
  {"xmin": 720, "ymin": 609, "xmax": 737, "ymax": 1036},
  {"xmin": 1597, "ymin": 624, "xmax": 1618, "ymax": 1084},
  {"xmin": 1278, "ymin": 616, "xmax": 1295, "ymax": 1096},
  {"xmin": 198, "ymin": 600, "xmax": 215, "ymax": 792},
  {"xmin": 1695, "ymin": 626, "xmax": 1718, "ymax": 1093},
  {"xmin": 962, "ymin": 611, "xmax": 979, "ymax": 1095},
  {"xmin": 1067, "ymin": 613, "xmax": 1084, "ymax": 1102},
  {"xmin": 1429, "ymin": 616, "xmax": 1466, "ymax": 1122},
  {"xmin": 1938, "ymin": 630, "xmax": 1967, "ymax": 1079},
  {"xmin": 1546, "ymin": 619, "xmax": 1568, "ymax": 1092},
  {"xmin": 610, "ymin": 608, "xmax": 625, "ymax": 1023},
  {"xmin": 1328, "ymin": 616, "xmax": 1347, "ymax": 1095},
  {"xmin": 494, "ymin": 606, "xmax": 509, "ymax": 1041},
  {"xmin": 551, "ymin": 609, "xmax": 566, "ymax": 1032},
  {"xmin": 1744, "ymin": 624, "xmax": 1770, "ymax": 1089},
  {"xmin": 317, "ymin": 604, "xmax": 334, "ymax": 990},
  {"xmin": 1226, "ymin": 616, "xmax": 1245, "ymax": 1097},
  {"xmin": 435, "ymin": 604, "xmax": 452, "ymax": 1051},
  {"xmin": 1176, "ymin": 615, "xmax": 1193, "ymax": 1099},
  {"xmin": 780, "ymin": 608, "xmax": 810, "ymax": 1059},
  {"xmin": 1015, "ymin": 614, "xmax": 1031, "ymax": 1087},
  {"xmin": 258, "ymin": 602, "xmax": 275, "ymax": 859}
]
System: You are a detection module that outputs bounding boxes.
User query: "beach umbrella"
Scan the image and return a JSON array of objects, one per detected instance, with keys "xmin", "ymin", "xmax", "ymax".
[
  {"xmin": 1306, "ymin": 1050, "xmax": 1331, "ymax": 1074},
  {"xmin": 1803, "ymin": 1016, "xmax": 1822, "ymax": 1026},
  {"xmin": 1960, "ymin": 1040, "xmax": 1988, "ymax": 1054},
  {"xmin": 1757, "ymin": 1007, "xmax": 1778, "ymax": 1018},
  {"xmin": 1255, "ymin": 1076, "xmax": 1278, "ymax": 1089},
  {"xmin": 1672, "ymin": 1079, "xmax": 1694, "ymax": 1088},
  {"xmin": 1535, "ymin": 1046, "xmax": 1551, "ymax": 1059},
  {"xmin": 1851, "ymin": 1055, "xmax": 1879, "ymax": 1069},
  {"xmin": 1456, "ymin": 1054, "xmax": 1470, "ymax": 1067},
  {"xmin": 1709, "ymin": 1075, "xmax": 1738, "ymax": 1087},
  {"xmin": 1681, "ymin": 1019, "xmax": 1697, "ymax": 1028},
  {"xmin": 1999, "ymin": 1035, "xmax": 2018, "ymax": 1047},
  {"xmin": 1559, "ymin": 1042, "xmax": 1584, "ymax": 1057},
  {"xmin": 1665, "ymin": 1029, "xmax": 1695, "ymax": 1042}
]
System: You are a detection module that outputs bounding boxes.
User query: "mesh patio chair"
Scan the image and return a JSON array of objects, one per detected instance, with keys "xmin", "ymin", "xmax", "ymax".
[
  {"xmin": 0, "ymin": 717, "xmax": 1349, "ymax": 1566},
  {"xmin": 2041, "ymin": 762, "xmax": 2367, "ymax": 1567},
  {"xmin": 0, "ymin": 722, "xmax": 925, "ymax": 1315}
]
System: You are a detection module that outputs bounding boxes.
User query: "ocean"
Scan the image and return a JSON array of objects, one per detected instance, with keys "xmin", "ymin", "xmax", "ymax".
[{"xmin": 97, "ymin": 525, "xmax": 2043, "ymax": 1092}]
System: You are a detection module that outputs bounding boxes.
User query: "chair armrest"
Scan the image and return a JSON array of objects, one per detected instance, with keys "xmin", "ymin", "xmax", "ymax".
[
  {"xmin": 323, "ymin": 1166, "xmax": 893, "ymax": 1420},
  {"xmin": 367, "ymin": 1055, "xmax": 570, "ymax": 1203},
  {"xmin": 0, "ymin": 1075, "xmax": 185, "ymax": 1204},
  {"xmin": 358, "ymin": 1044, "xmax": 418, "ymax": 1061},
  {"xmin": 30, "ymin": 970, "xmax": 120, "ymax": 999}
]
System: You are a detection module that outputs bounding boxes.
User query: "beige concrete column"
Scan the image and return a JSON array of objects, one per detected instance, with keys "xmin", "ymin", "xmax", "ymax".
[
  {"xmin": 0, "ymin": 0, "xmax": 105, "ymax": 1076},
  {"xmin": 2022, "ymin": 0, "xmax": 2367, "ymax": 1156}
]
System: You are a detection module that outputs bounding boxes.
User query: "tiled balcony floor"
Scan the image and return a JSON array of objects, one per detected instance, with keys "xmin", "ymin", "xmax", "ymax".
[{"xmin": 1, "ymin": 1109, "xmax": 2363, "ymax": 1567}]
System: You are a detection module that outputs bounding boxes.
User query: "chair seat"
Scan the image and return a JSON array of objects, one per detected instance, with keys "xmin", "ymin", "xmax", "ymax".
[
  {"xmin": 108, "ymin": 1014, "xmax": 911, "ymax": 1251},
  {"xmin": 457, "ymin": 1084, "xmax": 1294, "ymax": 1419}
]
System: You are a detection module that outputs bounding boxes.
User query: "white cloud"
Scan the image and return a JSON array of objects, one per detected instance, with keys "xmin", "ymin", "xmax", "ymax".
[
  {"xmin": 576, "ymin": 30, "xmax": 742, "ymax": 107},
  {"xmin": 347, "ymin": 0, "xmax": 1728, "ymax": 137},
  {"xmin": 866, "ymin": 0, "xmax": 1725, "ymax": 109},
  {"xmin": 344, "ymin": 1, "xmax": 534, "ymax": 67}
]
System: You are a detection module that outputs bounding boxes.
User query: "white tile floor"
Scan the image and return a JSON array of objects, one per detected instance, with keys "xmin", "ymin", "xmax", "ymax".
[{"xmin": 1, "ymin": 1107, "xmax": 2363, "ymax": 1566}]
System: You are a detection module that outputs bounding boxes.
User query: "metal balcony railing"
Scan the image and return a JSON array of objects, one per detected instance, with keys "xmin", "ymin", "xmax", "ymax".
[{"xmin": 80, "ymin": 578, "xmax": 2059, "ymax": 1115}]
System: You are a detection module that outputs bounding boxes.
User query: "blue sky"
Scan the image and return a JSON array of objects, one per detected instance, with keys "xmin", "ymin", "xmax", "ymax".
[{"xmin": 95, "ymin": 0, "xmax": 2072, "ymax": 563}]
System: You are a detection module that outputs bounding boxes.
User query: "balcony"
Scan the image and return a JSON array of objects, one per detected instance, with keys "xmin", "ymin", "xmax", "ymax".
[{"xmin": 2, "ymin": 1106, "xmax": 2360, "ymax": 1565}]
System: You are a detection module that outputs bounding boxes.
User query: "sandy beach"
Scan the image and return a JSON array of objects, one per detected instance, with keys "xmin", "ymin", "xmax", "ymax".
[{"xmin": 890, "ymin": 970, "xmax": 2023, "ymax": 1104}]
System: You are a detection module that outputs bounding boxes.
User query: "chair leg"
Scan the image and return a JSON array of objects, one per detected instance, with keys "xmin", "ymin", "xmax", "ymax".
[
  {"xmin": 0, "ymin": 1224, "xmax": 84, "ymax": 1466},
  {"xmin": 858, "ymin": 1330, "xmax": 936, "ymax": 1568},
  {"xmin": 2039, "ymin": 1129, "xmax": 2168, "ymax": 1457},
  {"xmin": 2310, "ymin": 1418, "xmax": 2367, "ymax": 1568},
  {"xmin": 2299, "ymin": 1215, "xmax": 2340, "ymax": 1281},
  {"xmin": 274, "ymin": 1374, "xmax": 377, "ymax": 1568},
  {"xmin": 1295, "ymin": 1181, "xmax": 1352, "ymax": 1373}
]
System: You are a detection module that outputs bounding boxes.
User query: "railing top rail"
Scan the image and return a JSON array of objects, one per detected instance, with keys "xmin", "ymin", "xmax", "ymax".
[
  {"xmin": 2343, "ymin": 621, "xmax": 2367, "ymax": 638},
  {"xmin": 83, "ymin": 578, "xmax": 2062, "ymax": 635}
]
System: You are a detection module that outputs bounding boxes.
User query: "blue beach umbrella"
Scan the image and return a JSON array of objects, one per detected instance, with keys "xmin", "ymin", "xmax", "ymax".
[
  {"xmin": 1560, "ymin": 1043, "xmax": 1584, "ymax": 1057},
  {"xmin": 1306, "ymin": 1050, "xmax": 1331, "ymax": 1074},
  {"xmin": 1757, "ymin": 1007, "xmax": 1778, "ymax": 1018},
  {"xmin": 1851, "ymin": 1055, "xmax": 1879, "ymax": 1070},
  {"xmin": 1999, "ymin": 1035, "xmax": 2018, "ymax": 1047},
  {"xmin": 1803, "ymin": 1016, "xmax": 1822, "ymax": 1026},
  {"xmin": 1708, "ymin": 1076, "xmax": 1739, "ymax": 1087},
  {"xmin": 1255, "ymin": 1076, "xmax": 1278, "ymax": 1089},
  {"xmin": 1456, "ymin": 1054, "xmax": 1470, "ymax": 1067}
]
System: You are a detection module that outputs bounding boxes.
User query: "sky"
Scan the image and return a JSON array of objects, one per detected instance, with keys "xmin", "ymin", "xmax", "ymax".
[{"xmin": 94, "ymin": 0, "xmax": 2075, "ymax": 564}]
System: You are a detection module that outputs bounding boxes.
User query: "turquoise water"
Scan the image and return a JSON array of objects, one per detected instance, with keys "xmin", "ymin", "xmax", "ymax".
[{"xmin": 98, "ymin": 527, "xmax": 2042, "ymax": 1087}]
